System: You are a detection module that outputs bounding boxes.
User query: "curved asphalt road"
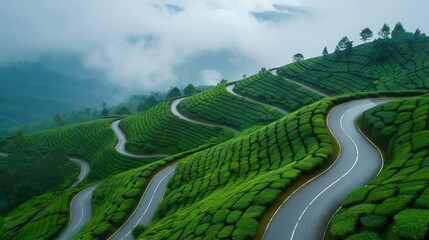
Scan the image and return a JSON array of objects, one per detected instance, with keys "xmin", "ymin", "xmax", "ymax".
[
  {"xmin": 171, "ymin": 98, "xmax": 238, "ymax": 133},
  {"xmin": 0, "ymin": 151, "xmax": 8, "ymax": 157},
  {"xmin": 264, "ymin": 98, "xmax": 390, "ymax": 240},
  {"xmin": 110, "ymin": 120, "xmax": 170, "ymax": 158},
  {"xmin": 69, "ymin": 157, "xmax": 90, "ymax": 188},
  {"xmin": 108, "ymin": 163, "xmax": 177, "ymax": 240},
  {"xmin": 56, "ymin": 183, "xmax": 99, "ymax": 240},
  {"xmin": 225, "ymin": 84, "xmax": 289, "ymax": 115}
]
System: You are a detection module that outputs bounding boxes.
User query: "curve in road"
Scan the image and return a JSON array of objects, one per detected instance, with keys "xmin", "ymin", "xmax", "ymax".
[
  {"xmin": 225, "ymin": 84, "xmax": 289, "ymax": 115},
  {"xmin": 56, "ymin": 183, "xmax": 100, "ymax": 240},
  {"xmin": 0, "ymin": 152, "xmax": 8, "ymax": 158},
  {"xmin": 108, "ymin": 163, "xmax": 178, "ymax": 240},
  {"xmin": 110, "ymin": 120, "xmax": 170, "ymax": 158},
  {"xmin": 69, "ymin": 157, "xmax": 90, "ymax": 188},
  {"xmin": 171, "ymin": 98, "xmax": 238, "ymax": 133},
  {"xmin": 264, "ymin": 98, "xmax": 391, "ymax": 240}
]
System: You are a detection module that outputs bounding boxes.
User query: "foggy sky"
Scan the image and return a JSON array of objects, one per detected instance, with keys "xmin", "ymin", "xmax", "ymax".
[{"xmin": 1, "ymin": 0, "xmax": 428, "ymax": 94}]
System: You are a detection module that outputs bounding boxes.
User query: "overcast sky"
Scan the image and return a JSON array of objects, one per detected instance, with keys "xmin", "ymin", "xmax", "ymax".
[{"xmin": 1, "ymin": 0, "xmax": 428, "ymax": 95}]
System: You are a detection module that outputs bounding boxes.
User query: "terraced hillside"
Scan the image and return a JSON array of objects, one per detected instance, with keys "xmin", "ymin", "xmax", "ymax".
[
  {"xmin": 177, "ymin": 84, "xmax": 284, "ymax": 130},
  {"xmin": 1, "ymin": 189, "xmax": 79, "ymax": 240},
  {"xmin": 119, "ymin": 100, "xmax": 232, "ymax": 154},
  {"xmin": 328, "ymin": 94, "xmax": 429, "ymax": 240},
  {"xmin": 138, "ymin": 99, "xmax": 335, "ymax": 239},
  {"xmin": 279, "ymin": 33, "xmax": 429, "ymax": 94},
  {"xmin": 233, "ymin": 71, "xmax": 324, "ymax": 112},
  {"xmin": 0, "ymin": 119, "xmax": 158, "ymax": 180}
]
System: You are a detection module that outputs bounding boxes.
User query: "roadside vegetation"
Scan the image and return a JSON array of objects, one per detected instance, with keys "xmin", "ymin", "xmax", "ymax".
[
  {"xmin": 177, "ymin": 84, "xmax": 284, "ymax": 130},
  {"xmin": 0, "ymin": 119, "xmax": 159, "ymax": 181},
  {"xmin": 73, "ymin": 146, "xmax": 209, "ymax": 239},
  {"xmin": 328, "ymin": 94, "xmax": 429, "ymax": 239},
  {"xmin": 119, "ymin": 100, "xmax": 232, "ymax": 154},
  {"xmin": 233, "ymin": 70, "xmax": 324, "ymax": 112},
  {"xmin": 279, "ymin": 23, "xmax": 429, "ymax": 94}
]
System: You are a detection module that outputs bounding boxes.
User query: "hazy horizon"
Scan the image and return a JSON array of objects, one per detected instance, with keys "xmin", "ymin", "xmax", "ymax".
[{"xmin": 1, "ymin": 0, "xmax": 428, "ymax": 97}]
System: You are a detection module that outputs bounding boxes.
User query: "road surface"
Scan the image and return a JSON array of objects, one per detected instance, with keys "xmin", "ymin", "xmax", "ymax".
[
  {"xmin": 0, "ymin": 152, "xmax": 8, "ymax": 157},
  {"xmin": 69, "ymin": 157, "xmax": 90, "ymax": 187},
  {"xmin": 171, "ymin": 98, "xmax": 238, "ymax": 133},
  {"xmin": 226, "ymin": 84, "xmax": 288, "ymax": 115},
  {"xmin": 264, "ymin": 98, "xmax": 390, "ymax": 240},
  {"xmin": 108, "ymin": 164, "xmax": 178, "ymax": 240},
  {"xmin": 110, "ymin": 120, "xmax": 170, "ymax": 158},
  {"xmin": 56, "ymin": 183, "xmax": 100, "ymax": 240}
]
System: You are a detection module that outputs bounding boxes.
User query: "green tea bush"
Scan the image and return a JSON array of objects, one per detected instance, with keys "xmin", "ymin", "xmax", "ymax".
[
  {"xmin": 120, "ymin": 100, "xmax": 231, "ymax": 154},
  {"xmin": 177, "ymin": 84, "xmax": 283, "ymax": 130},
  {"xmin": 329, "ymin": 95, "xmax": 429, "ymax": 239},
  {"xmin": 234, "ymin": 71, "xmax": 323, "ymax": 112}
]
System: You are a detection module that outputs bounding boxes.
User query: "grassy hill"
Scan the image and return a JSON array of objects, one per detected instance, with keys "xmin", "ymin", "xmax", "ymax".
[{"xmin": 1, "ymin": 26, "xmax": 429, "ymax": 240}]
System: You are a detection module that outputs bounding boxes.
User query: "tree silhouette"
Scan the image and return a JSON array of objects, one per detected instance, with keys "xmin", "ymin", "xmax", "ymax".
[
  {"xmin": 292, "ymin": 53, "xmax": 304, "ymax": 62},
  {"xmin": 360, "ymin": 28, "xmax": 373, "ymax": 43},
  {"xmin": 378, "ymin": 23, "xmax": 391, "ymax": 39}
]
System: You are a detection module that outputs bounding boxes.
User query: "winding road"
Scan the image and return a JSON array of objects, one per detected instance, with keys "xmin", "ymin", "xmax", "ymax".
[
  {"xmin": 264, "ymin": 98, "xmax": 390, "ymax": 240},
  {"xmin": 0, "ymin": 152, "xmax": 8, "ymax": 157},
  {"xmin": 171, "ymin": 98, "xmax": 238, "ymax": 132},
  {"xmin": 110, "ymin": 120, "xmax": 170, "ymax": 158},
  {"xmin": 69, "ymin": 157, "xmax": 90, "ymax": 187},
  {"xmin": 225, "ymin": 84, "xmax": 289, "ymax": 115},
  {"xmin": 108, "ymin": 163, "xmax": 178, "ymax": 240},
  {"xmin": 56, "ymin": 183, "xmax": 100, "ymax": 240}
]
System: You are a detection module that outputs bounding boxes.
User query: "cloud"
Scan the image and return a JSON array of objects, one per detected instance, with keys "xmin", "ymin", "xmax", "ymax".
[
  {"xmin": 201, "ymin": 69, "xmax": 223, "ymax": 86},
  {"xmin": 0, "ymin": 0, "xmax": 428, "ymax": 95}
]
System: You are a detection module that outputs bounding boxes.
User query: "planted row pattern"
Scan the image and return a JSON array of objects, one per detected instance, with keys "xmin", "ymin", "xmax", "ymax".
[
  {"xmin": 120, "ymin": 101, "xmax": 230, "ymax": 154},
  {"xmin": 328, "ymin": 95, "xmax": 429, "ymax": 239},
  {"xmin": 139, "ymin": 100, "xmax": 335, "ymax": 240},
  {"xmin": 177, "ymin": 84, "xmax": 283, "ymax": 130},
  {"xmin": 234, "ymin": 71, "xmax": 323, "ymax": 112}
]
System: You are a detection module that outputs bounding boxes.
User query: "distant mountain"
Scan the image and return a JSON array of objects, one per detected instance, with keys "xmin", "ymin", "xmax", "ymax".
[{"xmin": 0, "ymin": 62, "xmax": 114, "ymax": 128}]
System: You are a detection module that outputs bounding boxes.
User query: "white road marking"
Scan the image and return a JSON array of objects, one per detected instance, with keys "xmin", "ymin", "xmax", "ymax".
[{"xmin": 289, "ymin": 103, "xmax": 373, "ymax": 240}]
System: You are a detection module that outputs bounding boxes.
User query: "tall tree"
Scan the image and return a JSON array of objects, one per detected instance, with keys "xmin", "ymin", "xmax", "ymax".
[
  {"xmin": 335, "ymin": 36, "xmax": 353, "ymax": 57},
  {"xmin": 166, "ymin": 87, "xmax": 181, "ymax": 99},
  {"xmin": 360, "ymin": 28, "xmax": 373, "ymax": 43},
  {"xmin": 378, "ymin": 23, "xmax": 391, "ymax": 39},
  {"xmin": 183, "ymin": 84, "xmax": 196, "ymax": 95},
  {"xmin": 292, "ymin": 53, "xmax": 304, "ymax": 62},
  {"xmin": 391, "ymin": 22, "xmax": 406, "ymax": 39},
  {"xmin": 322, "ymin": 47, "xmax": 329, "ymax": 57}
]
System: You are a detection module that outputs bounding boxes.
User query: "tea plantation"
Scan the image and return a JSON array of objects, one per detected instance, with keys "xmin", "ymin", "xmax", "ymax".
[
  {"xmin": 233, "ymin": 71, "xmax": 324, "ymax": 112},
  {"xmin": 177, "ymin": 84, "xmax": 284, "ymax": 130},
  {"xmin": 279, "ymin": 36, "xmax": 429, "ymax": 94},
  {"xmin": 137, "ymin": 99, "xmax": 335, "ymax": 239},
  {"xmin": 1, "ymin": 189, "xmax": 79, "ymax": 240},
  {"xmin": 72, "ymin": 146, "xmax": 210, "ymax": 239},
  {"xmin": 119, "ymin": 100, "xmax": 232, "ymax": 154},
  {"xmin": 0, "ymin": 119, "xmax": 159, "ymax": 181},
  {"xmin": 328, "ymin": 95, "xmax": 429, "ymax": 239}
]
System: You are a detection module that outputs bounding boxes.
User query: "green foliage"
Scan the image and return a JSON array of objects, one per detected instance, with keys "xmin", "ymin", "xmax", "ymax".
[
  {"xmin": 393, "ymin": 209, "xmax": 429, "ymax": 239},
  {"xmin": 329, "ymin": 95, "xmax": 429, "ymax": 239},
  {"xmin": 166, "ymin": 87, "xmax": 181, "ymax": 99},
  {"xmin": 0, "ymin": 148, "xmax": 78, "ymax": 208},
  {"xmin": 177, "ymin": 84, "xmax": 283, "ymax": 130},
  {"xmin": 1, "ymin": 119, "xmax": 159, "ymax": 181},
  {"xmin": 234, "ymin": 71, "xmax": 323, "ymax": 112},
  {"xmin": 0, "ymin": 189, "xmax": 78, "ymax": 240},
  {"xmin": 278, "ymin": 32, "xmax": 429, "ymax": 95},
  {"xmin": 140, "ymin": 99, "xmax": 335, "ymax": 239},
  {"xmin": 120, "ymin": 100, "xmax": 231, "ymax": 154}
]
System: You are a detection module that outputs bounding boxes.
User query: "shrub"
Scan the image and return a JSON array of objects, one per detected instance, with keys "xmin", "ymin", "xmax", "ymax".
[{"xmin": 393, "ymin": 208, "xmax": 429, "ymax": 239}]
